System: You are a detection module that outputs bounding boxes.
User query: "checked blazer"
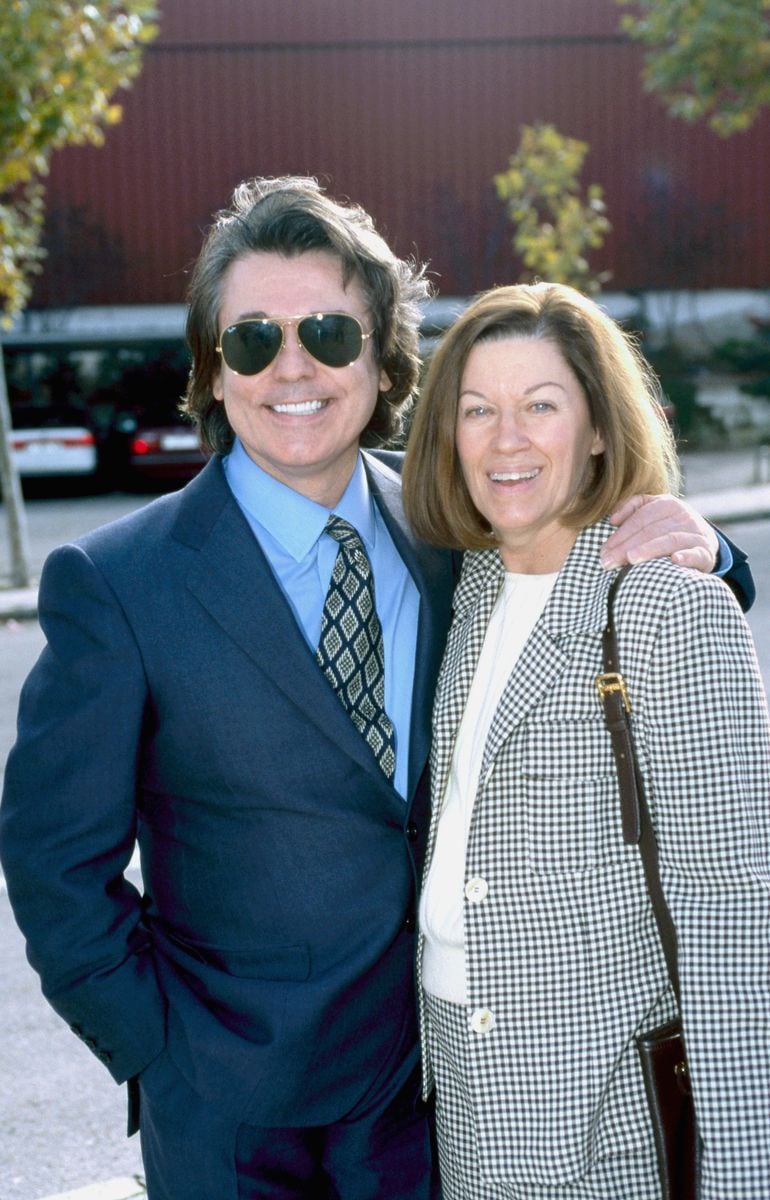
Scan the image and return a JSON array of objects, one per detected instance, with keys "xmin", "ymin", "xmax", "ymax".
[{"xmin": 418, "ymin": 520, "xmax": 770, "ymax": 1199}]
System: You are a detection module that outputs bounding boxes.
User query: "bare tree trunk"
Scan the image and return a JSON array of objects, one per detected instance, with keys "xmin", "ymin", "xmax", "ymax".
[{"xmin": 0, "ymin": 342, "xmax": 32, "ymax": 589}]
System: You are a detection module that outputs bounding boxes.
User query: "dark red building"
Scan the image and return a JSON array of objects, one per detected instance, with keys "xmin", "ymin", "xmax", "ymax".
[{"xmin": 32, "ymin": 0, "xmax": 770, "ymax": 312}]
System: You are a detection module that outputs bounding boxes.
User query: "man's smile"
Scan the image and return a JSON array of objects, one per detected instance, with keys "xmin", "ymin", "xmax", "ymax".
[{"xmin": 270, "ymin": 399, "xmax": 328, "ymax": 415}]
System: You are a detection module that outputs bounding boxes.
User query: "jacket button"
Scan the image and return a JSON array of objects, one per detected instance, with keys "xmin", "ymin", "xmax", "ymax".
[
  {"xmin": 464, "ymin": 877, "xmax": 488, "ymax": 903},
  {"xmin": 404, "ymin": 913, "xmax": 417, "ymax": 931},
  {"xmin": 470, "ymin": 1007, "xmax": 495, "ymax": 1034},
  {"xmin": 405, "ymin": 822, "xmax": 418, "ymax": 841}
]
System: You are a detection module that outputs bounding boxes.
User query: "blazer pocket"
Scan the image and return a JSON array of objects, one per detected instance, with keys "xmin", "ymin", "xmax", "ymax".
[
  {"xmin": 521, "ymin": 720, "xmax": 629, "ymax": 874},
  {"xmin": 157, "ymin": 925, "xmax": 311, "ymax": 981}
]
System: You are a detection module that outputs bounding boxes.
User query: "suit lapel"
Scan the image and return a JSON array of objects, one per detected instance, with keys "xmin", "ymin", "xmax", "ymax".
[
  {"xmin": 363, "ymin": 452, "xmax": 455, "ymax": 801},
  {"xmin": 429, "ymin": 549, "xmax": 505, "ymax": 809},
  {"xmin": 173, "ymin": 458, "xmax": 394, "ymax": 783}
]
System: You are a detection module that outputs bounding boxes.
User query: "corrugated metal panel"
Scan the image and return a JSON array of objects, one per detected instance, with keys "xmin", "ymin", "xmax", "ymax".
[
  {"xmin": 156, "ymin": 0, "xmax": 621, "ymax": 47},
  {"xmin": 34, "ymin": 0, "xmax": 770, "ymax": 307}
]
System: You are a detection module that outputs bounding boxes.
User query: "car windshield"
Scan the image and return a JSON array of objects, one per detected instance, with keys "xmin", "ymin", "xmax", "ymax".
[
  {"xmin": 132, "ymin": 398, "xmax": 187, "ymax": 426},
  {"xmin": 12, "ymin": 405, "xmax": 91, "ymax": 429}
]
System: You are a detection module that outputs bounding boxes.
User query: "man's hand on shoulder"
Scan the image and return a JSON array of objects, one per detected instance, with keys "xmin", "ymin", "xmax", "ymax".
[{"xmin": 600, "ymin": 494, "xmax": 719, "ymax": 573}]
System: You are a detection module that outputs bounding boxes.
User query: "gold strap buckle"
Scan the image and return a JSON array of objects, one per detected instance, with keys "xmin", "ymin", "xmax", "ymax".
[{"xmin": 595, "ymin": 671, "xmax": 631, "ymax": 713}]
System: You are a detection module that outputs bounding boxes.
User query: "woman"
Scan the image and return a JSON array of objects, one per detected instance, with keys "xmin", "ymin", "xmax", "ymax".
[{"xmin": 402, "ymin": 283, "xmax": 770, "ymax": 1199}]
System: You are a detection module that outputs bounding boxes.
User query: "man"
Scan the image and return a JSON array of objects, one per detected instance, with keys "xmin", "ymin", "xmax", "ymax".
[{"xmin": 0, "ymin": 177, "xmax": 753, "ymax": 1199}]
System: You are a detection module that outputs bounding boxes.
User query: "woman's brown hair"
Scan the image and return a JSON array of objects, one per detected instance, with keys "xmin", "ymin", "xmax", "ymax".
[{"xmin": 402, "ymin": 282, "xmax": 679, "ymax": 550}]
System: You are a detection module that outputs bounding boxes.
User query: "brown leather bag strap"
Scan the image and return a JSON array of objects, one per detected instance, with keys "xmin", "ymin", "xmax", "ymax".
[{"xmin": 597, "ymin": 566, "xmax": 682, "ymax": 1003}]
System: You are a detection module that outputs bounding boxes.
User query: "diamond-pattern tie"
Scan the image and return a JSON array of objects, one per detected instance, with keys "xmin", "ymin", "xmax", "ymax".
[{"xmin": 316, "ymin": 516, "xmax": 396, "ymax": 781}]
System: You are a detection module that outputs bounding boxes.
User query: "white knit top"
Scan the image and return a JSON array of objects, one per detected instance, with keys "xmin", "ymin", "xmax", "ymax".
[{"xmin": 420, "ymin": 569, "xmax": 558, "ymax": 1004}]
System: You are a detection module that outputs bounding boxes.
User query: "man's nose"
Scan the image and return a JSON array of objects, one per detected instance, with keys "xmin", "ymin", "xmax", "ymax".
[{"xmin": 271, "ymin": 322, "xmax": 315, "ymax": 379}]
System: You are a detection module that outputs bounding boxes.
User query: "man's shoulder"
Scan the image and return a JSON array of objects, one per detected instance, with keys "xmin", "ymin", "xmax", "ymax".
[{"xmin": 76, "ymin": 456, "xmax": 227, "ymax": 561}]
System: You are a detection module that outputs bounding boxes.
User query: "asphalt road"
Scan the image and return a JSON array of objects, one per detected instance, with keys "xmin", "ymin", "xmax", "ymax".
[{"xmin": 0, "ymin": 490, "xmax": 768, "ymax": 1200}]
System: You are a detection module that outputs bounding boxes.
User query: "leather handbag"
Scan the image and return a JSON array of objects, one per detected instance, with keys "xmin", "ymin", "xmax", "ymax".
[{"xmin": 596, "ymin": 566, "xmax": 701, "ymax": 1200}]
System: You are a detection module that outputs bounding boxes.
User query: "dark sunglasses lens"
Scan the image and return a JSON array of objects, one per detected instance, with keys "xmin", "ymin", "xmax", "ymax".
[
  {"xmin": 220, "ymin": 321, "xmax": 282, "ymax": 375},
  {"xmin": 298, "ymin": 314, "xmax": 363, "ymax": 367}
]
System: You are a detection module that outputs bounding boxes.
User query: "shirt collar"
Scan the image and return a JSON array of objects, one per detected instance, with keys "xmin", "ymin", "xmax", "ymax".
[{"xmin": 224, "ymin": 438, "xmax": 377, "ymax": 562}]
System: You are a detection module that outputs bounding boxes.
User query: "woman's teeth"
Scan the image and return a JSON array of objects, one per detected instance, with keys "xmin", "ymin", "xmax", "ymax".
[{"xmin": 489, "ymin": 469, "xmax": 540, "ymax": 482}]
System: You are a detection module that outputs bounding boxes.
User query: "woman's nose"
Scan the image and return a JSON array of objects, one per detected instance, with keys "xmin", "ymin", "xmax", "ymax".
[{"xmin": 494, "ymin": 410, "xmax": 529, "ymax": 449}]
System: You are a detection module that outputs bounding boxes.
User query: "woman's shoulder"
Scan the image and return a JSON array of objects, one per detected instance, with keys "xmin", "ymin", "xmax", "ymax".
[
  {"xmin": 612, "ymin": 554, "xmax": 748, "ymax": 661},
  {"xmin": 618, "ymin": 553, "xmax": 742, "ymax": 609}
]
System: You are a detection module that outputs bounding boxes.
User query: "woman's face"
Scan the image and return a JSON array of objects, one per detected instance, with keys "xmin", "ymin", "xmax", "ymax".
[{"xmin": 455, "ymin": 336, "xmax": 604, "ymax": 572}]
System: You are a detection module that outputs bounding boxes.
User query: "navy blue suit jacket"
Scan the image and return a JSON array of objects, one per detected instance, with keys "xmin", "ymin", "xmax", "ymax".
[{"xmin": 0, "ymin": 452, "xmax": 456, "ymax": 1126}]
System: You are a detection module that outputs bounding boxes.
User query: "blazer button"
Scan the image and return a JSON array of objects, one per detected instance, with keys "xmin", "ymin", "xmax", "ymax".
[
  {"xmin": 405, "ymin": 822, "xmax": 418, "ymax": 841},
  {"xmin": 404, "ymin": 913, "xmax": 417, "ymax": 932},
  {"xmin": 464, "ymin": 877, "xmax": 488, "ymax": 903},
  {"xmin": 470, "ymin": 1007, "xmax": 495, "ymax": 1035}
]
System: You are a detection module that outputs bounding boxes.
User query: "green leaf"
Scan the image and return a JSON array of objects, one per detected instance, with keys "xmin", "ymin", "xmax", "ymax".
[{"xmin": 0, "ymin": 0, "xmax": 158, "ymax": 318}]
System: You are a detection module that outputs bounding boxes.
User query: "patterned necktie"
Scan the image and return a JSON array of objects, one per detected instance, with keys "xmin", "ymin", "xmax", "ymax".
[{"xmin": 316, "ymin": 516, "xmax": 396, "ymax": 781}]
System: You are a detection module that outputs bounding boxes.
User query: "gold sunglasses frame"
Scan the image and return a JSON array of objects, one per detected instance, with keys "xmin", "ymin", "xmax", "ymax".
[{"xmin": 215, "ymin": 312, "xmax": 374, "ymax": 375}]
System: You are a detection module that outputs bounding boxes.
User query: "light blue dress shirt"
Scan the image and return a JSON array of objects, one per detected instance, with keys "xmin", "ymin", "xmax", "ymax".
[
  {"xmin": 714, "ymin": 532, "xmax": 733, "ymax": 577},
  {"xmin": 223, "ymin": 438, "xmax": 420, "ymax": 799}
]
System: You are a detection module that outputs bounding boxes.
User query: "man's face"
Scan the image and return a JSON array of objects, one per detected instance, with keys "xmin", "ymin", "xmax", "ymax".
[{"xmin": 213, "ymin": 248, "xmax": 389, "ymax": 507}]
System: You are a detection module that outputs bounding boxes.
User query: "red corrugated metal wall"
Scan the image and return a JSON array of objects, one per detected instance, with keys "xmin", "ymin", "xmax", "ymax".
[{"xmin": 32, "ymin": 0, "xmax": 770, "ymax": 308}]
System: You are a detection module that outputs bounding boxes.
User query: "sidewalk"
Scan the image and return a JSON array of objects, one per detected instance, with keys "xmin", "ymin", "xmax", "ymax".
[
  {"xmin": 37, "ymin": 1180, "xmax": 145, "ymax": 1200},
  {"xmin": 2, "ymin": 459, "xmax": 769, "ymax": 623}
]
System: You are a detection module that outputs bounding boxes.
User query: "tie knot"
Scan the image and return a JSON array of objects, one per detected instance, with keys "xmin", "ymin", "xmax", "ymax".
[{"xmin": 325, "ymin": 515, "xmax": 364, "ymax": 553}]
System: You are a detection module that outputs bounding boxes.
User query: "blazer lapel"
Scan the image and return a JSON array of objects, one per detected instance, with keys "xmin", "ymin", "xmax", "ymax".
[
  {"xmin": 173, "ymin": 458, "xmax": 393, "ymax": 782},
  {"xmin": 431, "ymin": 523, "xmax": 617, "ymax": 792},
  {"xmin": 480, "ymin": 522, "xmax": 617, "ymax": 774}
]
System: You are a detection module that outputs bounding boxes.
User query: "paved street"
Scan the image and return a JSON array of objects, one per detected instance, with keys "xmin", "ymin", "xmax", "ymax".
[{"xmin": 0, "ymin": 471, "xmax": 768, "ymax": 1199}]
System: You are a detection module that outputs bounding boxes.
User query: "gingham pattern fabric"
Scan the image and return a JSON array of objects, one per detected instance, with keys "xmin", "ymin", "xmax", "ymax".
[
  {"xmin": 418, "ymin": 520, "xmax": 770, "ymax": 1199},
  {"xmin": 316, "ymin": 515, "xmax": 396, "ymax": 780},
  {"xmin": 424, "ymin": 992, "xmax": 661, "ymax": 1199}
]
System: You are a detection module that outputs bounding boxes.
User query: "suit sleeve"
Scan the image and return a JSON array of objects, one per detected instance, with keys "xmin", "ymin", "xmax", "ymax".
[
  {"xmin": 635, "ymin": 572, "xmax": 770, "ymax": 1199},
  {"xmin": 0, "ymin": 543, "xmax": 166, "ymax": 1084},
  {"xmin": 713, "ymin": 526, "xmax": 755, "ymax": 611}
]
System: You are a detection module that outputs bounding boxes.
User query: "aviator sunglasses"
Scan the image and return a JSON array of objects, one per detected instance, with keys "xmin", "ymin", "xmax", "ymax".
[{"xmin": 216, "ymin": 312, "xmax": 374, "ymax": 376}]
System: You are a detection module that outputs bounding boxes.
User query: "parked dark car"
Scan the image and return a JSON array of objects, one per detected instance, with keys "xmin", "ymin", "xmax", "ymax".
[{"xmin": 108, "ymin": 398, "xmax": 208, "ymax": 488}]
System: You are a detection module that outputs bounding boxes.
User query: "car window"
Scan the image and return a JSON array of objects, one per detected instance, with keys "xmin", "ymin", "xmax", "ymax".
[{"xmin": 11, "ymin": 405, "xmax": 91, "ymax": 429}]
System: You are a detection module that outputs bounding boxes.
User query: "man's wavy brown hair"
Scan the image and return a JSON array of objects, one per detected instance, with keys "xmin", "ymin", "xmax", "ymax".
[{"xmin": 181, "ymin": 176, "xmax": 429, "ymax": 454}]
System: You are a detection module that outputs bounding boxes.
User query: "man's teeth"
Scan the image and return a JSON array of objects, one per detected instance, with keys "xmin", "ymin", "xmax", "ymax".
[
  {"xmin": 272, "ymin": 400, "xmax": 325, "ymax": 414},
  {"xmin": 490, "ymin": 469, "xmax": 540, "ymax": 482}
]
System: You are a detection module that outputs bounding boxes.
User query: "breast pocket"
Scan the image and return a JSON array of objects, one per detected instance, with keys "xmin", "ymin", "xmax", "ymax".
[{"xmin": 521, "ymin": 721, "xmax": 630, "ymax": 875}]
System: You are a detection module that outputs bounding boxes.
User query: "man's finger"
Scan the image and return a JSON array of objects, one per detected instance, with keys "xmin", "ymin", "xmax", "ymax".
[
  {"xmin": 601, "ymin": 532, "xmax": 713, "ymax": 568},
  {"xmin": 671, "ymin": 547, "xmax": 716, "ymax": 572},
  {"xmin": 607, "ymin": 494, "xmax": 656, "ymax": 525}
]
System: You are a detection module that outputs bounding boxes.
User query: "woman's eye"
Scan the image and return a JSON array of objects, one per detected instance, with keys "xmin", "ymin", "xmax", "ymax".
[
  {"xmin": 530, "ymin": 400, "xmax": 555, "ymax": 413},
  {"xmin": 462, "ymin": 405, "xmax": 487, "ymax": 418}
]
